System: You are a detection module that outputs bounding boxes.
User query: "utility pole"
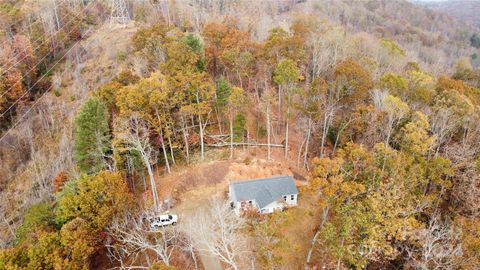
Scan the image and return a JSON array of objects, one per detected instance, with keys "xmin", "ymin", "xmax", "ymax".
[{"xmin": 110, "ymin": 0, "xmax": 130, "ymax": 25}]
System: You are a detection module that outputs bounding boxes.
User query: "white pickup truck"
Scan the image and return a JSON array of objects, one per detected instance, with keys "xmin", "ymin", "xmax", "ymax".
[{"xmin": 149, "ymin": 214, "xmax": 178, "ymax": 229}]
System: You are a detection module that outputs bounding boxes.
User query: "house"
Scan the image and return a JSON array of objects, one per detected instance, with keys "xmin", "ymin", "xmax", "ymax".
[{"xmin": 229, "ymin": 175, "xmax": 299, "ymax": 215}]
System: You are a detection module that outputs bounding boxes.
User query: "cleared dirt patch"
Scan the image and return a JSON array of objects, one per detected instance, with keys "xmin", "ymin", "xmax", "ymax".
[
  {"xmin": 150, "ymin": 150, "xmax": 310, "ymax": 270},
  {"xmin": 156, "ymin": 160, "xmax": 230, "ymax": 200}
]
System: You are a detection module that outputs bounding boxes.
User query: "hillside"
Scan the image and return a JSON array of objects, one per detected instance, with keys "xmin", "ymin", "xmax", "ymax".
[
  {"xmin": 300, "ymin": 0, "xmax": 480, "ymax": 72},
  {"xmin": 421, "ymin": 0, "xmax": 480, "ymax": 28},
  {"xmin": 1, "ymin": 0, "xmax": 480, "ymax": 269}
]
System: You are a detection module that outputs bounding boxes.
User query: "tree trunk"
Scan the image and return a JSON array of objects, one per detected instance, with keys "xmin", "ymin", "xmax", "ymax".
[
  {"xmin": 237, "ymin": 70, "xmax": 243, "ymax": 89},
  {"xmin": 336, "ymin": 238, "xmax": 345, "ymax": 270},
  {"xmin": 215, "ymin": 105, "xmax": 223, "ymax": 134},
  {"xmin": 196, "ymin": 93, "xmax": 205, "ymax": 161},
  {"xmin": 305, "ymin": 206, "xmax": 329, "ymax": 269},
  {"xmin": 385, "ymin": 124, "xmax": 393, "ymax": 147},
  {"xmin": 53, "ymin": 0, "xmax": 61, "ymax": 30},
  {"xmin": 277, "ymin": 86, "xmax": 282, "ymax": 134},
  {"xmin": 266, "ymin": 96, "xmax": 271, "ymax": 161},
  {"xmin": 167, "ymin": 133, "xmax": 176, "ymax": 165},
  {"xmin": 199, "ymin": 114, "xmax": 205, "ymax": 160},
  {"xmin": 156, "ymin": 110, "xmax": 171, "ymax": 174},
  {"xmin": 298, "ymin": 136, "xmax": 306, "ymax": 167},
  {"xmin": 382, "ymin": 124, "xmax": 394, "ymax": 173},
  {"xmin": 191, "ymin": 247, "xmax": 199, "ymax": 270},
  {"xmin": 181, "ymin": 116, "xmax": 190, "ymax": 164},
  {"xmin": 247, "ymin": 128, "xmax": 250, "ymax": 153},
  {"xmin": 305, "ymin": 229, "xmax": 321, "ymax": 270},
  {"xmin": 159, "ymin": 128, "xmax": 171, "ymax": 174},
  {"xmin": 230, "ymin": 113, "xmax": 234, "ymax": 159},
  {"xmin": 320, "ymin": 111, "xmax": 329, "ymax": 158},
  {"xmin": 255, "ymin": 83, "xmax": 262, "ymax": 139},
  {"xmin": 144, "ymin": 155, "xmax": 160, "ymax": 212},
  {"xmin": 333, "ymin": 119, "xmax": 351, "ymax": 156},
  {"xmin": 145, "ymin": 252, "xmax": 152, "ymax": 267},
  {"xmin": 284, "ymin": 105, "xmax": 289, "ymax": 159},
  {"xmin": 2, "ymin": 217, "xmax": 15, "ymax": 238},
  {"xmin": 304, "ymin": 116, "xmax": 312, "ymax": 170}
]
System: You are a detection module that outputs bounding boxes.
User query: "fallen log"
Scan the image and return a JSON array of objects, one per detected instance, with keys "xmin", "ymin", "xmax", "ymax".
[{"xmin": 206, "ymin": 142, "xmax": 284, "ymax": 148}]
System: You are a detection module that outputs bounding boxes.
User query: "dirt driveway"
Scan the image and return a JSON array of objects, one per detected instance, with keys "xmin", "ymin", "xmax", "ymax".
[
  {"xmin": 155, "ymin": 156, "xmax": 302, "ymax": 270},
  {"xmin": 173, "ymin": 186, "xmax": 225, "ymax": 270}
]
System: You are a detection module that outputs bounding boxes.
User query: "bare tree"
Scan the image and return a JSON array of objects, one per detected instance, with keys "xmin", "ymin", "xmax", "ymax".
[
  {"xmin": 107, "ymin": 211, "xmax": 179, "ymax": 268},
  {"xmin": 262, "ymin": 82, "xmax": 273, "ymax": 161},
  {"xmin": 195, "ymin": 91, "xmax": 206, "ymax": 161},
  {"xmin": 319, "ymin": 83, "xmax": 344, "ymax": 157},
  {"xmin": 308, "ymin": 27, "xmax": 349, "ymax": 79},
  {"xmin": 430, "ymin": 108, "xmax": 459, "ymax": 155},
  {"xmin": 184, "ymin": 199, "xmax": 251, "ymax": 270},
  {"xmin": 177, "ymin": 230, "xmax": 200, "ymax": 270},
  {"xmin": 371, "ymin": 89, "xmax": 409, "ymax": 147},
  {"xmin": 179, "ymin": 113, "xmax": 190, "ymax": 164},
  {"xmin": 118, "ymin": 115, "xmax": 161, "ymax": 212},
  {"xmin": 405, "ymin": 217, "xmax": 463, "ymax": 270},
  {"xmin": 446, "ymin": 141, "xmax": 480, "ymax": 218},
  {"xmin": 0, "ymin": 195, "xmax": 15, "ymax": 248}
]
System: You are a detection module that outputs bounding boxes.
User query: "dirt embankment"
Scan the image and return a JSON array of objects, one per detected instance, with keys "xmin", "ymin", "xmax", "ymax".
[
  {"xmin": 158, "ymin": 158, "xmax": 301, "ymax": 196},
  {"xmin": 152, "ymin": 152, "xmax": 306, "ymax": 213}
]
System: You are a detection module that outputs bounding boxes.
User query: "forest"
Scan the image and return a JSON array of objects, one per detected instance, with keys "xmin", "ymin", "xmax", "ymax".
[{"xmin": 1, "ymin": 0, "xmax": 480, "ymax": 269}]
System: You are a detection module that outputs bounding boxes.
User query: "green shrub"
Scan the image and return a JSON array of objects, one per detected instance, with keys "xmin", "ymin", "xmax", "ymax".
[
  {"xmin": 116, "ymin": 51, "xmax": 127, "ymax": 62},
  {"xmin": 257, "ymin": 125, "xmax": 267, "ymax": 138},
  {"xmin": 15, "ymin": 202, "xmax": 55, "ymax": 245},
  {"xmin": 233, "ymin": 114, "xmax": 246, "ymax": 142}
]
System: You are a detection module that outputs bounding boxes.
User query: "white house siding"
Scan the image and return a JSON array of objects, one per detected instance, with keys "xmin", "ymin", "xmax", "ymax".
[
  {"xmin": 233, "ymin": 201, "xmax": 241, "ymax": 215},
  {"xmin": 229, "ymin": 175, "xmax": 299, "ymax": 215},
  {"xmin": 234, "ymin": 200, "xmax": 259, "ymax": 214},
  {"xmin": 233, "ymin": 194, "xmax": 299, "ymax": 215},
  {"xmin": 284, "ymin": 193, "xmax": 298, "ymax": 206},
  {"xmin": 260, "ymin": 200, "xmax": 285, "ymax": 214}
]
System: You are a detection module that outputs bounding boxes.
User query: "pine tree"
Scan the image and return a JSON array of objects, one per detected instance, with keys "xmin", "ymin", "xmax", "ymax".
[{"xmin": 74, "ymin": 97, "xmax": 111, "ymax": 174}]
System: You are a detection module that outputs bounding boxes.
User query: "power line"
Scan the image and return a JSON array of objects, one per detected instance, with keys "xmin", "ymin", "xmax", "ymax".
[
  {"xmin": 0, "ymin": 2, "xmax": 69, "ymax": 71},
  {"xmin": 0, "ymin": 29, "xmax": 88, "ymax": 121},
  {"xmin": 0, "ymin": 21, "xmax": 84, "ymax": 101},
  {"xmin": 0, "ymin": 0, "xmax": 95, "ymax": 102},
  {"xmin": 0, "ymin": 82, "xmax": 56, "ymax": 143},
  {"xmin": 0, "ymin": 0, "xmax": 66, "ymax": 42},
  {"xmin": 0, "ymin": 35, "xmax": 90, "ymax": 143},
  {"xmin": 0, "ymin": 0, "xmax": 68, "ymax": 65},
  {"xmin": 0, "ymin": 0, "xmax": 93, "ymax": 76},
  {"xmin": 0, "ymin": 0, "xmax": 130, "ymax": 143}
]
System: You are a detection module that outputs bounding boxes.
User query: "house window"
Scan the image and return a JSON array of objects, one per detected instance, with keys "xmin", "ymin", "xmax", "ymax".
[
  {"xmin": 291, "ymin": 194, "xmax": 295, "ymax": 200},
  {"xmin": 283, "ymin": 195, "xmax": 287, "ymax": 201}
]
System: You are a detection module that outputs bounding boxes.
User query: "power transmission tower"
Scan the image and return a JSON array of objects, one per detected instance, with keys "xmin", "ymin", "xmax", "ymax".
[{"xmin": 110, "ymin": 0, "xmax": 130, "ymax": 25}]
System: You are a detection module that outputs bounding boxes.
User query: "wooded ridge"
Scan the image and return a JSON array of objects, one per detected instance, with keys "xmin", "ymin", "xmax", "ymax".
[{"xmin": 0, "ymin": 0, "xmax": 480, "ymax": 269}]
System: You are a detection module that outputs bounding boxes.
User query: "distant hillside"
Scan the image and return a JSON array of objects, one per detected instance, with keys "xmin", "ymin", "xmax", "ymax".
[
  {"xmin": 421, "ymin": 0, "xmax": 480, "ymax": 28},
  {"xmin": 298, "ymin": 0, "xmax": 480, "ymax": 71}
]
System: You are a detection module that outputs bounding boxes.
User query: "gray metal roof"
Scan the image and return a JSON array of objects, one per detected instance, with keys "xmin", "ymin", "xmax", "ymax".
[{"xmin": 230, "ymin": 175, "xmax": 298, "ymax": 209}]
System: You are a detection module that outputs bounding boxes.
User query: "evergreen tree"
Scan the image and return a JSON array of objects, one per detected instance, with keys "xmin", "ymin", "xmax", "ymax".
[
  {"xmin": 215, "ymin": 77, "xmax": 232, "ymax": 134},
  {"xmin": 216, "ymin": 77, "xmax": 232, "ymax": 108},
  {"xmin": 74, "ymin": 97, "xmax": 111, "ymax": 174},
  {"xmin": 470, "ymin": 33, "xmax": 480, "ymax": 49}
]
